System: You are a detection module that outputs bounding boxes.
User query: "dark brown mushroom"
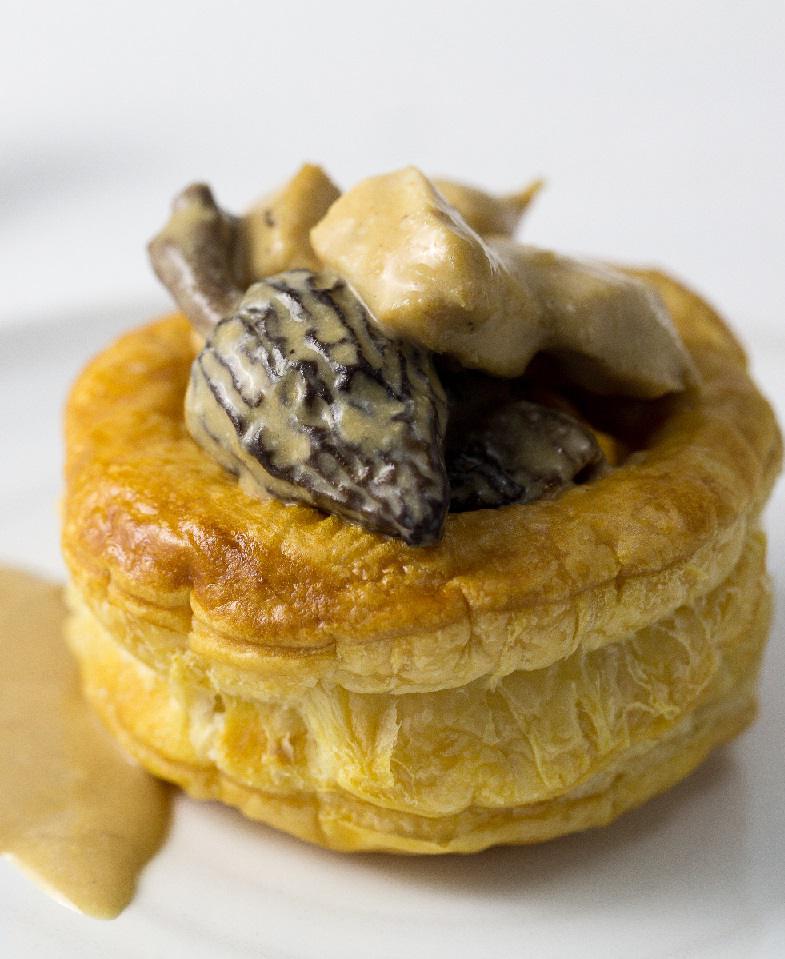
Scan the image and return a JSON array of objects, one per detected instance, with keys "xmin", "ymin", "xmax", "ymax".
[{"xmin": 447, "ymin": 399, "xmax": 606, "ymax": 512}]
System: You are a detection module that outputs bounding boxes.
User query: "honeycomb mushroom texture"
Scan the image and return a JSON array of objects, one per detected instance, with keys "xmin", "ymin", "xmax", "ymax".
[
  {"xmin": 447, "ymin": 400, "xmax": 606, "ymax": 512},
  {"xmin": 186, "ymin": 270, "xmax": 450, "ymax": 546}
]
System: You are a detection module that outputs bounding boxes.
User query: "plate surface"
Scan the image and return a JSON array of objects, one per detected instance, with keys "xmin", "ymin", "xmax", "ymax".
[{"xmin": 1, "ymin": 308, "xmax": 784, "ymax": 959}]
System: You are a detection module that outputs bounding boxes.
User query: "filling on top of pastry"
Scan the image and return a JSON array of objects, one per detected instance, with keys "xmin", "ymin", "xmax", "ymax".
[{"xmin": 149, "ymin": 165, "xmax": 697, "ymax": 546}]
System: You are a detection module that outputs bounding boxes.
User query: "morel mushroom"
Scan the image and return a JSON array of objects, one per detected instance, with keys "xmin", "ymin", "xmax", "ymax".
[
  {"xmin": 448, "ymin": 400, "xmax": 606, "ymax": 512},
  {"xmin": 186, "ymin": 270, "xmax": 450, "ymax": 546}
]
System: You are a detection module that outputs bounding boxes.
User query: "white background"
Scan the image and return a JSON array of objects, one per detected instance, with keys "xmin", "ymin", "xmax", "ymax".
[
  {"xmin": 1, "ymin": 2, "xmax": 784, "ymax": 956},
  {"xmin": 1, "ymin": 0, "xmax": 783, "ymax": 344}
]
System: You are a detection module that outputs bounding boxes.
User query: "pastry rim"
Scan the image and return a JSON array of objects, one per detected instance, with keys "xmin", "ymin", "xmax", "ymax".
[{"xmin": 62, "ymin": 268, "xmax": 782, "ymax": 692}]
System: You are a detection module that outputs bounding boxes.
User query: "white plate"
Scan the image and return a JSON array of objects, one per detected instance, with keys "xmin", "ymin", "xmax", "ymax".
[{"xmin": 2, "ymin": 307, "xmax": 784, "ymax": 959}]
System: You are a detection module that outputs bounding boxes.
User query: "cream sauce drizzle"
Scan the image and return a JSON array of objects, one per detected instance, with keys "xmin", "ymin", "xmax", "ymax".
[{"xmin": 0, "ymin": 567, "xmax": 171, "ymax": 919}]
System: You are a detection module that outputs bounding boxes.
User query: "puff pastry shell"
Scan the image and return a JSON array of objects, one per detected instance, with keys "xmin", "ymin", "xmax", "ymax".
[{"xmin": 62, "ymin": 269, "xmax": 781, "ymax": 853}]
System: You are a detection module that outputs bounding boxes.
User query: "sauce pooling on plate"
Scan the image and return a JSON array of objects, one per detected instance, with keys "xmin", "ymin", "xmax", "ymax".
[{"xmin": 0, "ymin": 567, "xmax": 170, "ymax": 919}]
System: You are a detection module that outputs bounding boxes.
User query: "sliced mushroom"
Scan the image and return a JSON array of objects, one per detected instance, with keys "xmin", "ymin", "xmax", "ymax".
[
  {"xmin": 147, "ymin": 183, "xmax": 246, "ymax": 337},
  {"xmin": 186, "ymin": 270, "xmax": 449, "ymax": 546},
  {"xmin": 432, "ymin": 177, "xmax": 543, "ymax": 236}
]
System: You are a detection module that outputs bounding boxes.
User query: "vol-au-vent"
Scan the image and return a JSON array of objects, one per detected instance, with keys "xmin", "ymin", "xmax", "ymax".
[{"xmin": 62, "ymin": 164, "xmax": 781, "ymax": 854}]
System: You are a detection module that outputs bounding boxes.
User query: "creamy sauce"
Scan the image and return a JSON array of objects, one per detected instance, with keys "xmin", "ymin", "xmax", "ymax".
[{"xmin": 0, "ymin": 567, "xmax": 170, "ymax": 919}]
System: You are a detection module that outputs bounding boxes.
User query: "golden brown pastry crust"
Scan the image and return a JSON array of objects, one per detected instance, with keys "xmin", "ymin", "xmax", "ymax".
[{"xmin": 62, "ymin": 269, "xmax": 781, "ymax": 852}]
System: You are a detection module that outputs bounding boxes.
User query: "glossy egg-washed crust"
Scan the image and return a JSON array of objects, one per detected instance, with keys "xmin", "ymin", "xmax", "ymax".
[{"xmin": 62, "ymin": 270, "xmax": 781, "ymax": 852}]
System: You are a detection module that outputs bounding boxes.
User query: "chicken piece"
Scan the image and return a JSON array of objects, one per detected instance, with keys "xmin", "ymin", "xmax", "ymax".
[
  {"xmin": 432, "ymin": 177, "xmax": 542, "ymax": 236},
  {"xmin": 311, "ymin": 166, "xmax": 544, "ymax": 377},
  {"xmin": 311, "ymin": 167, "xmax": 696, "ymax": 397},
  {"xmin": 492, "ymin": 239, "xmax": 697, "ymax": 397},
  {"xmin": 244, "ymin": 164, "xmax": 340, "ymax": 278}
]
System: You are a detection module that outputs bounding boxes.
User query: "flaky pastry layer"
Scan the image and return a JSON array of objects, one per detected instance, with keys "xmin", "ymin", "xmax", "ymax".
[{"xmin": 66, "ymin": 527, "xmax": 769, "ymax": 851}]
